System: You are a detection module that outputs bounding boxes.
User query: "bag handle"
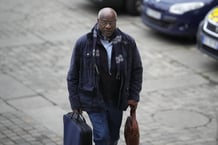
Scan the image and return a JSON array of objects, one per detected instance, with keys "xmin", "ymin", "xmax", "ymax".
[
  {"xmin": 130, "ymin": 106, "xmax": 136, "ymax": 120},
  {"xmin": 69, "ymin": 112, "xmax": 87, "ymax": 123},
  {"xmin": 130, "ymin": 106, "xmax": 138, "ymax": 130}
]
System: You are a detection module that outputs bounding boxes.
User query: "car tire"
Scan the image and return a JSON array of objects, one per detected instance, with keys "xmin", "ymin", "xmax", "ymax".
[{"xmin": 126, "ymin": 0, "xmax": 142, "ymax": 15}]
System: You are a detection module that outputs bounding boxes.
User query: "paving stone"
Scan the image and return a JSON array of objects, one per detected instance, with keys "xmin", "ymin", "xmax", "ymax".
[
  {"xmin": 24, "ymin": 106, "xmax": 67, "ymax": 136},
  {"xmin": 153, "ymin": 109, "xmax": 210, "ymax": 128},
  {"xmin": 144, "ymin": 74, "xmax": 209, "ymax": 92},
  {"xmin": 0, "ymin": 74, "xmax": 36, "ymax": 99},
  {"xmin": 0, "ymin": 100, "xmax": 16, "ymax": 113},
  {"xmin": 7, "ymin": 95, "xmax": 53, "ymax": 110}
]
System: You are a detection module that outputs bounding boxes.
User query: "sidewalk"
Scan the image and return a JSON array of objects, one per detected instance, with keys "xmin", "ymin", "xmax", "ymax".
[{"xmin": 0, "ymin": 0, "xmax": 218, "ymax": 145}]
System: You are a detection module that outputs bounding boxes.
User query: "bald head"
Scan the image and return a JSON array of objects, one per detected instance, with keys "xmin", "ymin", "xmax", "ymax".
[
  {"xmin": 97, "ymin": 7, "xmax": 117, "ymax": 20},
  {"xmin": 97, "ymin": 7, "xmax": 117, "ymax": 39}
]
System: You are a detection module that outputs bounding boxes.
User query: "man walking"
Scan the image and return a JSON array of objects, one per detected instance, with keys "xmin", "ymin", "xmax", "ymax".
[{"xmin": 67, "ymin": 7, "xmax": 143, "ymax": 145}]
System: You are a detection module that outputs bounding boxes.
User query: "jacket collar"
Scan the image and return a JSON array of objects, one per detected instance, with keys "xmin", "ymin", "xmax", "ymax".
[{"xmin": 88, "ymin": 23, "xmax": 120, "ymax": 42}]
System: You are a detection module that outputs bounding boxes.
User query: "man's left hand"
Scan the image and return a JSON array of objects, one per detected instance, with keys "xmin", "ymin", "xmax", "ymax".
[{"xmin": 128, "ymin": 100, "xmax": 138, "ymax": 109}]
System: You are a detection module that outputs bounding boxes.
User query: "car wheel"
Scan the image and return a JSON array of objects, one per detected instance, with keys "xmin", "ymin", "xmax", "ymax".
[{"xmin": 126, "ymin": 0, "xmax": 142, "ymax": 15}]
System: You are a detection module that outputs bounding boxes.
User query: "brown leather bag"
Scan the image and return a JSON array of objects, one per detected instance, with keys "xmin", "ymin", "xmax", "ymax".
[{"xmin": 124, "ymin": 107, "xmax": 140, "ymax": 145}]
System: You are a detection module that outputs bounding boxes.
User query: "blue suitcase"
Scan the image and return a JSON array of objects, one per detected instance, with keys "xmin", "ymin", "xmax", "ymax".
[{"xmin": 63, "ymin": 112, "xmax": 92, "ymax": 145}]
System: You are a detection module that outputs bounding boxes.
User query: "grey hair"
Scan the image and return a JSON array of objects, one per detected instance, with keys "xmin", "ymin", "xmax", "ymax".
[{"xmin": 97, "ymin": 7, "xmax": 117, "ymax": 20}]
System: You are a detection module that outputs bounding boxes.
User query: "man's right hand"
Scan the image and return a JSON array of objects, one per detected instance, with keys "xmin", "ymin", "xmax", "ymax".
[{"xmin": 73, "ymin": 109, "xmax": 82, "ymax": 114}]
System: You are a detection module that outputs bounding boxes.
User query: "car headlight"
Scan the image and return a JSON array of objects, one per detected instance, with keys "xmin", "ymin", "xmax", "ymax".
[
  {"xmin": 169, "ymin": 2, "xmax": 205, "ymax": 15},
  {"xmin": 207, "ymin": 7, "xmax": 218, "ymax": 23}
]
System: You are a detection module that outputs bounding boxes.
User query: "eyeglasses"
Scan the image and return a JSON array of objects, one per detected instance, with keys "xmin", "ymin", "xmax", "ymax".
[{"xmin": 99, "ymin": 19, "xmax": 116, "ymax": 26}]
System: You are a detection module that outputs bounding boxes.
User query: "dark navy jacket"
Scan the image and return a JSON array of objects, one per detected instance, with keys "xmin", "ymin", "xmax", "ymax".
[{"xmin": 67, "ymin": 26, "xmax": 143, "ymax": 112}]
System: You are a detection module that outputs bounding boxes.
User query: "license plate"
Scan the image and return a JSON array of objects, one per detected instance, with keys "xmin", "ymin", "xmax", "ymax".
[
  {"xmin": 202, "ymin": 35, "xmax": 218, "ymax": 50},
  {"xmin": 146, "ymin": 8, "xmax": 161, "ymax": 20}
]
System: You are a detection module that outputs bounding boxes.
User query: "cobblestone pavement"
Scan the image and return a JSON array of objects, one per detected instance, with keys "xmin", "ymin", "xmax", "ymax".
[
  {"xmin": 0, "ymin": 111, "xmax": 62, "ymax": 145},
  {"xmin": 0, "ymin": 0, "xmax": 218, "ymax": 145}
]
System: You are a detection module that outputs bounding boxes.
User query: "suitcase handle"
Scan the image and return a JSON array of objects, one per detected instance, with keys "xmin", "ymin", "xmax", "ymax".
[{"xmin": 69, "ymin": 112, "xmax": 87, "ymax": 123}]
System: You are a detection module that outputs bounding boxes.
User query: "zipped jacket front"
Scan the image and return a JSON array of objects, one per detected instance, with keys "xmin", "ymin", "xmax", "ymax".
[{"xmin": 67, "ymin": 26, "xmax": 143, "ymax": 112}]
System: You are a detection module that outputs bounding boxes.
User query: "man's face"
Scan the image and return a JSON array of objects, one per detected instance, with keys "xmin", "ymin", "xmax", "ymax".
[{"xmin": 98, "ymin": 15, "xmax": 116, "ymax": 39}]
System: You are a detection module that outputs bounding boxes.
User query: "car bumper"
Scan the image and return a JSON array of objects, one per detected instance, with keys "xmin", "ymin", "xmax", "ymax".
[
  {"xmin": 197, "ymin": 22, "xmax": 218, "ymax": 60},
  {"xmin": 141, "ymin": 5, "xmax": 202, "ymax": 37}
]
